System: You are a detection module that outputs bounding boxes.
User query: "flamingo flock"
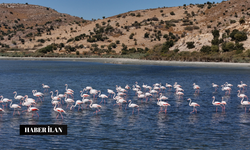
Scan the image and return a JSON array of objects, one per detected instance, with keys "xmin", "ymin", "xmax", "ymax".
[{"xmin": 0, "ymin": 80, "xmax": 248, "ymax": 120}]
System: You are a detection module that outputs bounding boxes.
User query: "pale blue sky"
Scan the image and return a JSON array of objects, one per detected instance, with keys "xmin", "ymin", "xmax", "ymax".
[{"xmin": 0, "ymin": 0, "xmax": 223, "ymax": 20}]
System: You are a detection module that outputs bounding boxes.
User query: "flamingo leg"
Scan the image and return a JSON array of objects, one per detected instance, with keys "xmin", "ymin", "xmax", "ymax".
[
  {"xmin": 36, "ymin": 112, "xmax": 39, "ymax": 118},
  {"xmin": 56, "ymin": 113, "xmax": 59, "ymax": 119}
]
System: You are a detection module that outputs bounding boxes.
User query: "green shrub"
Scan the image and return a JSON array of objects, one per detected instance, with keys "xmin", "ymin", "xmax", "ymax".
[
  {"xmin": 186, "ymin": 42, "xmax": 195, "ymax": 49},
  {"xmin": 170, "ymin": 11, "xmax": 175, "ymax": 15},
  {"xmin": 200, "ymin": 45, "xmax": 211, "ymax": 54}
]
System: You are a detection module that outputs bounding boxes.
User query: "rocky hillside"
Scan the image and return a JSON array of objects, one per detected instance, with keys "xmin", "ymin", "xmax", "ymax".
[{"xmin": 0, "ymin": 0, "xmax": 250, "ymax": 57}]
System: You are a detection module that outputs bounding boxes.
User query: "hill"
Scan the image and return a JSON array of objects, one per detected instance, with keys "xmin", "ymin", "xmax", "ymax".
[{"xmin": 1, "ymin": 1, "xmax": 250, "ymax": 62}]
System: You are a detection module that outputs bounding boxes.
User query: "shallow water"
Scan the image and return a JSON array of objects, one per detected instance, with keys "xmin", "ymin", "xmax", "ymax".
[{"xmin": 0, "ymin": 60, "xmax": 250, "ymax": 149}]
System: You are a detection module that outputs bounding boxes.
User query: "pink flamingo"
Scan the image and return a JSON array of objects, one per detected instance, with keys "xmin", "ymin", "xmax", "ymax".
[
  {"xmin": 187, "ymin": 98, "xmax": 200, "ymax": 114},
  {"xmin": 157, "ymin": 98, "xmax": 170, "ymax": 114},
  {"xmin": 89, "ymin": 100, "xmax": 102, "ymax": 114},
  {"xmin": 212, "ymin": 83, "xmax": 219, "ymax": 92},
  {"xmin": 165, "ymin": 83, "xmax": 172, "ymax": 91},
  {"xmin": 27, "ymin": 107, "xmax": 39, "ymax": 118},
  {"xmin": 212, "ymin": 96, "xmax": 222, "ymax": 112},
  {"xmin": 138, "ymin": 93, "xmax": 145, "ymax": 102},
  {"xmin": 90, "ymin": 89, "xmax": 98, "ymax": 99},
  {"xmin": 50, "ymin": 91, "xmax": 60, "ymax": 101},
  {"xmin": 193, "ymin": 83, "xmax": 200, "ymax": 94},
  {"xmin": 175, "ymin": 91, "xmax": 184, "ymax": 99},
  {"xmin": 237, "ymin": 90, "xmax": 248, "ymax": 100},
  {"xmin": 241, "ymin": 97, "xmax": 250, "ymax": 113},
  {"xmin": 114, "ymin": 97, "xmax": 127, "ymax": 109},
  {"xmin": 128, "ymin": 100, "xmax": 139, "ymax": 114},
  {"xmin": 13, "ymin": 91, "xmax": 24, "ymax": 104},
  {"xmin": 64, "ymin": 95, "xmax": 74, "ymax": 109},
  {"xmin": 125, "ymin": 84, "xmax": 130, "ymax": 90},
  {"xmin": 32, "ymin": 90, "xmax": 44, "ymax": 101},
  {"xmin": 98, "ymin": 91, "xmax": 108, "ymax": 104},
  {"xmin": 42, "ymin": 84, "xmax": 50, "ymax": 92},
  {"xmin": 80, "ymin": 90, "xmax": 90, "ymax": 98},
  {"xmin": 9, "ymin": 100, "xmax": 21, "ymax": 115},
  {"xmin": 221, "ymin": 97, "xmax": 227, "ymax": 111},
  {"xmin": 70, "ymin": 100, "xmax": 84, "ymax": 110},
  {"xmin": 54, "ymin": 103, "xmax": 66, "ymax": 119},
  {"xmin": 65, "ymin": 84, "xmax": 74, "ymax": 93},
  {"xmin": 0, "ymin": 96, "xmax": 12, "ymax": 108}
]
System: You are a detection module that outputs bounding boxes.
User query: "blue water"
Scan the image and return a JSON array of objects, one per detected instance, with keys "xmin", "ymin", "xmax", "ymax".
[{"xmin": 0, "ymin": 60, "xmax": 250, "ymax": 149}]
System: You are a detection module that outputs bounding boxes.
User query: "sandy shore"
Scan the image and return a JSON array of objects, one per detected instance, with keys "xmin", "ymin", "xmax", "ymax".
[{"xmin": 0, "ymin": 56, "xmax": 250, "ymax": 69}]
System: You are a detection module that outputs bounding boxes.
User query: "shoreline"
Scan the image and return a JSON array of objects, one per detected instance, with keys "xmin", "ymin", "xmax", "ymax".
[{"xmin": 0, "ymin": 56, "xmax": 250, "ymax": 68}]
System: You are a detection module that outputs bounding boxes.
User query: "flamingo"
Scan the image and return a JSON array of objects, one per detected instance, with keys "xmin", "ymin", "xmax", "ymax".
[
  {"xmin": 128, "ymin": 100, "xmax": 139, "ymax": 114},
  {"xmin": 138, "ymin": 93, "xmax": 145, "ymax": 102},
  {"xmin": 70, "ymin": 100, "xmax": 84, "ymax": 110},
  {"xmin": 221, "ymin": 97, "xmax": 227, "ymax": 111},
  {"xmin": 240, "ymin": 81, "xmax": 247, "ymax": 90},
  {"xmin": 32, "ymin": 90, "xmax": 44, "ymax": 101},
  {"xmin": 212, "ymin": 83, "xmax": 219, "ymax": 91},
  {"xmin": 64, "ymin": 95, "xmax": 74, "ymax": 109},
  {"xmin": 50, "ymin": 91, "xmax": 60, "ymax": 101},
  {"xmin": 0, "ymin": 96, "xmax": 12, "ymax": 108},
  {"xmin": 237, "ymin": 90, "xmax": 248, "ymax": 100},
  {"xmin": 22, "ymin": 99, "xmax": 36, "ymax": 112},
  {"xmin": 51, "ymin": 99, "xmax": 61, "ymax": 107},
  {"xmin": 241, "ymin": 97, "xmax": 250, "ymax": 113},
  {"xmin": 42, "ymin": 84, "xmax": 50, "ymax": 92},
  {"xmin": 193, "ymin": 83, "xmax": 200, "ymax": 94},
  {"xmin": 187, "ymin": 98, "xmax": 200, "ymax": 114},
  {"xmin": 107, "ymin": 89, "xmax": 115, "ymax": 97},
  {"xmin": 212, "ymin": 96, "xmax": 222, "ymax": 112},
  {"xmin": 90, "ymin": 89, "xmax": 98, "ymax": 99},
  {"xmin": 114, "ymin": 97, "xmax": 127, "ymax": 109},
  {"xmin": 159, "ymin": 93, "xmax": 168, "ymax": 101},
  {"xmin": 98, "ymin": 91, "xmax": 108, "ymax": 104},
  {"xmin": 27, "ymin": 107, "xmax": 39, "ymax": 118},
  {"xmin": 221, "ymin": 85, "xmax": 231, "ymax": 95},
  {"xmin": 175, "ymin": 91, "xmax": 184, "ymax": 99},
  {"xmin": 54, "ymin": 103, "xmax": 66, "ymax": 119},
  {"xmin": 145, "ymin": 92, "xmax": 152, "ymax": 102},
  {"xmin": 125, "ymin": 84, "xmax": 130, "ymax": 90},
  {"xmin": 24, "ymin": 95, "xmax": 36, "ymax": 103},
  {"xmin": 9, "ymin": 100, "xmax": 21, "ymax": 115},
  {"xmin": 85, "ymin": 86, "xmax": 93, "ymax": 92},
  {"xmin": 82, "ymin": 98, "xmax": 91, "ymax": 108},
  {"xmin": 55, "ymin": 90, "xmax": 65, "ymax": 104},
  {"xmin": 165, "ymin": 83, "xmax": 172, "ymax": 91},
  {"xmin": 157, "ymin": 98, "xmax": 170, "ymax": 114},
  {"xmin": 65, "ymin": 84, "xmax": 74, "ymax": 93},
  {"xmin": 80, "ymin": 90, "xmax": 90, "ymax": 98},
  {"xmin": 89, "ymin": 100, "xmax": 102, "ymax": 114},
  {"xmin": 174, "ymin": 82, "xmax": 181, "ymax": 88},
  {"xmin": 13, "ymin": 91, "xmax": 24, "ymax": 104}
]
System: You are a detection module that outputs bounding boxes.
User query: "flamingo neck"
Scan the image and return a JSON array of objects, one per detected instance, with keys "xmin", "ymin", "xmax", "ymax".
[
  {"xmin": 188, "ymin": 99, "xmax": 192, "ymax": 106},
  {"xmin": 9, "ymin": 100, "xmax": 13, "ymax": 107},
  {"xmin": 14, "ymin": 92, "xmax": 17, "ymax": 98},
  {"xmin": 212, "ymin": 97, "xmax": 215, "ymax": 104},
  {"xmin": 241, "ymin": 97, "xmax": 245, "ymax": 104}
]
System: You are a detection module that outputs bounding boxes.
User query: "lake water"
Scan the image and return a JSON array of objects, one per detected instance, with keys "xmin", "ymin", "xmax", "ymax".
[{"xmin": 0, "ymin": 60, "xmax": 250, "ymax": 149}]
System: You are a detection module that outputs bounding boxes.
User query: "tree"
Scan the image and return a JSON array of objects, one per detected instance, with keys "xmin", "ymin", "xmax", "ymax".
[
  {"xmin": 200, "ymin": 45, "xmax": 211, "ymax": 54},
  {"xmin": 211, "ymin": 45, "xmax": 219, "ymax": 52},
  {"xmin": 212, "ymin": 29, "xmax": 220, "ymax": 39},
  {"xmin": 186, "ymin": 42, "xmax": 195, "ymax": 49},
  {"xmin": 239, "ymin": 17, "xmax": 245, "ymax": 24}
]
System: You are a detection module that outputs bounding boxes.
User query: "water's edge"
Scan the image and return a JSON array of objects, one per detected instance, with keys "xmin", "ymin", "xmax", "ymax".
[{"xmin": 0, "ymin": 56, "xmax": 250, "ymax": 68}]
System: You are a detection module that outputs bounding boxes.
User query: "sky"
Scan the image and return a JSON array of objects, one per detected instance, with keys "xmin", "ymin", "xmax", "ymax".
[{"xmin": 0, "ymin": 0, "xmax": 223, "ymax": 20}]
